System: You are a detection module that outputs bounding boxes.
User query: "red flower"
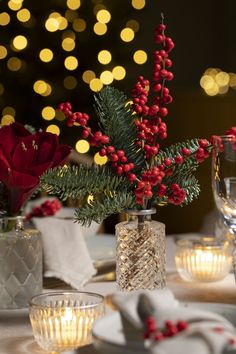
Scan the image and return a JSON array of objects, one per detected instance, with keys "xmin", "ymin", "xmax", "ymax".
[{"xmin": 0, "ymin": 122, "xmax": 71, "ymax": 215}]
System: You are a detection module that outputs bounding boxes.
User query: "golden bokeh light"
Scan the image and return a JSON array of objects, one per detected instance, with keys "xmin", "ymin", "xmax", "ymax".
[
  {"xmin": 133, "ymin": 50, "xmax": 147, "ymax": 64},
  {"xmin": 100, "ymin": 70, "xmax": 113, "ymax": 85},
  {"xmin": 63, "ymin": 75, "xmax": 77, "ymax": 89},
  {"xmin": 75, "ymin": 139, "xmax": 90, "ymax": 153},
  {"xmin": 1, "ymin": 115, "xmax": 15, "ymax": 125},
  {"xmin": 131, "ymin": 0, "xmax": 146, "ymax": 10},
  {"xmin": 73, "ymin": 18, "xmax": 86, "ymax": 32},
  {"xmin": 7, "ymin": 57, "xmax": 22, "ymax": 71},
  {"xmin": 120, "ymin": 28, "xmax": 135, "ymax": 42},
  {"xmin": 62, "ymin": 37, "xmax": 75, "ymax": 51},
  {"xmin": 96, "ymin": 9, "xmax": 111, "ymax": 24},
  {"xmin": 67, "ymin": 0, "xmax": 81, "ymax": 10},
  {"xmin": 218, "ymin": 85, "xmax": 229, "ymax": 94},
  {"xmin": 82, "ymin": 70, "xmax": 96, "ymax": 84},
  {"xmin": 93, "ymin": 4, "xmax": 106, "ymax": 15},
  {"xmin": 2, "ymin": 106, "xmax": 15, "ymax": 116},
  {"xmin": 93, "ymin": 22, "xmax": 107, "ymax": 35},
  {"xmin": 33, "ymin": 80, "xmax": 52, "ymax": 96},
  {"xmin": 12, "ymin": 35, "xmax": 27, "ymax": 50},
  {"xmin": 58, "ymin": 17, "xmax": 68, "ymax": 30},
  {"xmin": 41, "ymin": 84, "xmax": 52, "ymax": 97},
  {"xmin": 229, "ymin": 73, "xmax": 236, "ymax": 88},
  {"xmin": 90, "ymin": 78, "xmax": 103, "ymax": 92},
  {"xmin": 94, "ymin": 152, "xmax": 108, "ymax": 165},
  {"xmin": 204, "ymin": 83, "xmax": 219, "ymax": 96},
  {"xmin": 126, "ymin": 19, "xmax": 140, "ymax": 32},
  {"xmin": 41, "ymin": 106, "xmax": 55, "ymax": 120},
  {"xmin": 62, "ymin": 30, "xmax": 76, "ymax": 40},
  {"xmin": 64, "ymin": 56, "xmax": 78, "ymax": 70},
  {"xmin": 45, "ymin": 18, "xmax": 59, "ymax": 32},
  {"xmin": 98, "ymin": 50, "xmax": 112, "ymax": 64},
  {"xmin": 0, "ymin": 46, "xmax": 7, "ymax": 60},
  {"xmin": 112, "ymin": 66, "xmax": 126, "ymax": 80},
  {"xmin": 65, "ymin": 10, "xmax": 78, "ymax": 22},
  {"xmin": 8, "ymin": 1, "xmax": 22, "ymax": 11},
  {"xmin": 200, "ymin": 75, "xmax": 215, "ymax": 90},
  {"xmin": 17, "ymin": 8, "xmax": 31, "ymax": 22},
  {"xmin": 39, "ymin": 48, "xmax": 53, "ymax": 62},
  {"xmin": 215, "ymin": 71, "xmax": 229, "ymax": 86},
  {"xmin": 46, "ymin": 124, "xmax": 60, "ymax": 135},
  {"xmin": 0, "ymin": 12, "xmax": 10, "ymax": 26},
  {"xmin": 55, "ymin": 110, "xmax": 67, "ymax": 121}
]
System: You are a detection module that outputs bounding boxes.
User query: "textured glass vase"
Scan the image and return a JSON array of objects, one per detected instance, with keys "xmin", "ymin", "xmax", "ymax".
[
  {"xmin": 116, "ymin": 209, "xmax": 166, "ymax": 291},
  {"xmin": 0, "ymin": 216, "xmax": 42, "ymax": 309}
]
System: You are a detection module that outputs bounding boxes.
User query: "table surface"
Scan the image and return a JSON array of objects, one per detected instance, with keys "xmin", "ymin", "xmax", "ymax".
[{"xmin": 1, "ymin": 234, "xmax": 236, "ymax": 354}]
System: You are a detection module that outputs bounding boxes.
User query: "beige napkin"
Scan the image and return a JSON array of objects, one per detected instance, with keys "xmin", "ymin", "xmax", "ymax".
[
  {"xmin": 112, "ymin": 290, "xmax": 236, "ymax": 354},
  {"xmin": 25, "ymin": 199, "xmax": 98, "ymax": 288}
]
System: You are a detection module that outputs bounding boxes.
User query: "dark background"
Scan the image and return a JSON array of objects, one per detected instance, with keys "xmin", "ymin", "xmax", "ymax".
[{"xmin": 1, "ymin": 0, "xmax": 236, "ymax": 234}]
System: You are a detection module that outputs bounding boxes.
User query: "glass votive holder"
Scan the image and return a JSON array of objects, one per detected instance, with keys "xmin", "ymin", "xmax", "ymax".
[
  {"xmin": 175, "ymin": 237, "xmax": 232, "ymax": 282},
  {"xmin": 29, "ymin": 291, "xmax": 105, "ymax": 353}
]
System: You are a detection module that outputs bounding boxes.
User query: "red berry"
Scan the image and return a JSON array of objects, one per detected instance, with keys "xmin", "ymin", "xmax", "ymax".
[
  {"xmin": 128, "ymin": 173, "xmax": 136, "ymax": 182},
  {"xmin": 159, "ymin": 107, "xmax": 168, "ymax": 117},
  {"xmin": 110, "ymin": 154, "xmax": 118, "ymax": 162},
  {"xmin": 175, "ymin": 155, "xmax": 183, "ymax": 164},
  {"xmin": 164, "ymin": 158, "xmax": 172, "ymax": 166},
  {"xmin": 182, "ymin": 147, "xmax": 191, "ymax": 156},
  {"xmin": 99, "ymin": 148, "xmax": 107, "ymax": 156}
]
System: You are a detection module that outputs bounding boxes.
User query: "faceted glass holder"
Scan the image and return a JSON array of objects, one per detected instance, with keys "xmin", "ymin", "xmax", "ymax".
[
  {"xmin": 0, "ymin": 216, "xmax": 42, "ymax": 309},
  {"xmin": 116, "ymin": 209, "xmax": 166, "ymax": 291}
]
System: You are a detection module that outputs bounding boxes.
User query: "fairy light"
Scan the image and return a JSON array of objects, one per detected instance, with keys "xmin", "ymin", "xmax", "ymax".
[
  {"xmin": 120, "ymin": 28, "xmax": 135, "ymax": 42},
  {"xmin": 200, "ymin": 68, "xmax": 234, "ymax": 96},
  {"xmin": 131, "ymin": 0, "xmax": 146, "ymax": 10},
  {"xmin": 75, "ymin": 139, "xmax": 90, "ymax": 153},
  {"xmin": 7, "ymin": 57, "xmax": 22, "ymax": 71},
  {"xmin": 0, "ymin": 12, "xmax": 10, "ymax": 26},
  {"xmin": 133, "ymin": 50, "xmax": 147, "ymax": 64},
  {"xmin": 46, "ymin": 124, "xmax": 60, "ymax": 135},
  {"xmin": 112, "ymin": 66, "xmax": 126, "ymax": 80},
  {"xmin": 62, "ymin": 30, "xmax": 76, "ymax": 40},
  {"xmin": 33, "ymin": 80, "xmax": 52, "ymax": 96},
  {"xmin": 0, "ymin": 46, "xmax": 7, "ymax": 60},
  {"xmin": 82, "ymin": 70, "xmax": 96, "ymax": 84},
  {"xmin": 67, "ymin": 0, "xmax": 81, "ymax": 10},
  {"xmin": 63, "ymin": 76, "xmax": 77, "ymax": 89},
  {"xmin": 100, "ymin": 70, "xmax": 113, "ymax": 85},
  {"xmin": 12, "ymin": 35, "xmax": 28, "ymax": 50},
  {"xmin": 17, "ymin": 9, "xmax": 31, "ymax": 22},
  {"xmin": 96, "ymin": 9, "xmax": 111, "ymax": 24},
  {"xmin": 62, "ymin": 38, "xmax": 75, "ymax": 51},
  {"xmin": 45, "ymin": 18, "xmax": 59, "ymax": 32},
  {"xmin": 39, "ymin": 48, "xmax": 53, "ymax": 62},
  {"xmin": 93, "ymin": 22, "xmax": 107, "ymax": 35},
  {"xmin": 41, "ymin": 106, "xmax": 55, "ymax": 120},
  {"xmin": 8, "ymin": 1, "xmax": 22, "ymax": 11},
  {"xmin": 73, "ymin": 18, "xmax": 86, "ymax": 32},
  {"xmin": 64, "ymin": 56, "xmax": 78, "ymax": 70},
  {"xmin": 94, "ymin": 152, "xmax": 108, "ymax": 165},
  {"xmin": 89, "ymin": 78, "xmax": 103, "ymax": 92},
  {"xmin": 97, "ymin": 50, "xmax": 112, "ymax": 64}
]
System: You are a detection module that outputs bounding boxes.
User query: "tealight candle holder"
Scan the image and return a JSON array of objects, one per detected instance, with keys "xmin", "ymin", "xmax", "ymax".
[
  {"xmin": 175, "ymin": 237, "xmax": 232, "ymax": 282},
  {"xmin": 29, "ymin": 291, "xmax": 105, "ymax": 353}
]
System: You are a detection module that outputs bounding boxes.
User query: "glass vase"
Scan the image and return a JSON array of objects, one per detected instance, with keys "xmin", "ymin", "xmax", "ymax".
[
  {"xmin": 0, "ymin": 216, "xmax": 43, "ymax": 309},
  {"xmin": 116, "ymin": 209, "xmax": 166, "ymax": 291}
]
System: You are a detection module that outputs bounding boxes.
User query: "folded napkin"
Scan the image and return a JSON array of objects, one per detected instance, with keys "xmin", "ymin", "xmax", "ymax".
[
  {"xmin": 25, "ymin": 198, "xmax": 99, "ymax": 289},
  {"xmin": 112, "ymin": 290, "xmax": 236, "ymax": 354}
]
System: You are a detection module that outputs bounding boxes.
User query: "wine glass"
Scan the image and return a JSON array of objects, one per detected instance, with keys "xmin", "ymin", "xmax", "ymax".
[{"xmin": 212, "ymin": 135, "xmax": 236, "ymax": 275}]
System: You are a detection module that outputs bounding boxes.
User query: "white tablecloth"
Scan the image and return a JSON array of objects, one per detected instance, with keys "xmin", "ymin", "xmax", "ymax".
[{"xmin": 1, "ymin": 234, "xmax": 236, "ymax": 354}]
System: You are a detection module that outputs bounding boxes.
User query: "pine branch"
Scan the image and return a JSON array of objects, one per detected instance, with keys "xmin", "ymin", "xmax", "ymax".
[
  {"xmin": 74, "ymin": 191, "xmax": 136, "ymax": 226},
  {"xmin": 157, "ymin": 139, "xmax": 200, "ymax": 163},
  {"xmin": 179, "ymin": 175, "xmax": 201, "ymax": 205},
  {"xmin": 40, "ymin": 164, "xmax": 129, "ymax": 201},
  {"xmin": 94, "ymin": 86, "xmax": 145, "ymax": 173}
]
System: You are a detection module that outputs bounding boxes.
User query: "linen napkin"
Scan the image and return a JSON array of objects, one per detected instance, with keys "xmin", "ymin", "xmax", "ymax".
[
  {"xmin": 25, "ymin": 198, "xmax": 99, "ymax": 289},
  {"xmin": 112, "ymin": 290, "xmax": 236, "ymax": 354}
]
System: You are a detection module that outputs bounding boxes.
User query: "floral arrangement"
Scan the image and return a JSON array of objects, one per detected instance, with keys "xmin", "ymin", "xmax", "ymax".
[
  {"xmin": 40, "ymin": 16, "xmax": 235, "ymax": 226},
  {"xmin": 0, "ymin": 122, "xmax": 71, "ymax": 216}
]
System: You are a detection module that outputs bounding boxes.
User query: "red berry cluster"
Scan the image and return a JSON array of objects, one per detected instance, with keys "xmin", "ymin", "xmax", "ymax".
[
  {"xmin": 195, "ymin": 139, "xmax": 210, "ymax": 163},
  {"xmin": 26, "ymin": 199, "xmax": 61, "ymax": 219},
  {"xmin": 143, "ymin": 315, "xmax": 188, "ymax": 342},
  {"xmin": 168, "ymin": 183, "xmax": 186, "ymax": 205}
]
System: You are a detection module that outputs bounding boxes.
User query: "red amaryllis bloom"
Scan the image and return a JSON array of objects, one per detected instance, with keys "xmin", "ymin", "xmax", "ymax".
[{"xmin": 0, "ymin": 122, "xmax": 71, "ymax": 215}]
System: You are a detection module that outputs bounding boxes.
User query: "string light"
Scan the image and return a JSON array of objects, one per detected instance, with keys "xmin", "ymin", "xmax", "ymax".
[
  {"xmin": 133, "ymin": 50, "xmax": 147, "ymax": 64},
  {"xmin": 126, "ymin": 19, "xmax": 140, "ymax": 32},
  {"xmin": 62, "ymin": 30, "xmax": 76, "ymax": 40},
  {"xmin": 112, "ymin": 66, "xmax": 126, "ymax": 80},
  {"xmin": 100, "ymin": 70, "xmax": 113, "ymax": 85},
  {"xmin": 73, "ymin": 18, "xmax": 86, "ymax": 32},
  {"xmin": 41, "ymin": 106, "xmax": 55, "ymax": 120},
  {"xmin": 120, "ymin": 28, "xmax": 135, "ymax": 42},
  {"xmin": 93, "ymin": 22, "xmax": 107, "ymax": 35},
  {"xmin": 67, "ymin": 0, "xmax": 81, "ymax": 10},
  {"xmin": 17, "ymin": 8, "xmax": 31, "ymax": 22},
  {"xmin": 45, "ymin": 18, "xmax": 59, "ymax": 32},
  {"xmin": 131, "ymin": 0, "xmax": 146, "ymax": 10},
  {"xmin": 2, "ymin": 106, "xmax": 15, "ymax": 116},
  {"xmin": 96, "ymin": 9, "xmax": 111, "ymax": 24},
  {"xmin": 0, "ymin": 12, "xmax": 10, "ymax": 26},
  {"xmin": 97, "ymin": 50, "xmax": 112, "ymax": 64},
  {"xmin": 0, "ymin": 46, "xmax": 7, "ymax": 60},
  {"xmin": 7, "ymin": 57, "xmax": 22, "ymax": 71},
  {"xmin": 82, "ymin": 70, "xmax": 96, "ymax": 84},
  {"xmin": 46, "ymin": 124, "xmax": 60, "ymax": 135},
  {"xmin": 62, "ymin": 38, "xmax": 75, "ymax": 51},
  {"xmin": 1, "ymin": 115, "xmax": 15, "ymax": 125},
  {"xmin": 200, "ymin": 68, "xmax": 234, "ymax": 96},
  {"xmin": 93, "ymin": 4, "xmax": 106, "ymax": 15},
  {"xmin": 12, "ymin": 35, "xmax": 27, "ymax": 50},
  {"xmin": 75, "ymin": 139, "xmax": 90, "ymax": 153},
  {"xmin": 89, "ymin": 78, "xmax": 103, "ymax": 91},
  {"xmin": 39, "ymin": 48, "xmax": 53, "ymax": 62},
  {"xmin": 64, "ymin": 56, "xmax": 78, "ymax": 70},
  {"xmin": 8, "ymin": 1, "xmax": 22, "ymax": 11},
  {"xmin": 33, "ymin": 80, "xmax": 52, "ymax": 96}
]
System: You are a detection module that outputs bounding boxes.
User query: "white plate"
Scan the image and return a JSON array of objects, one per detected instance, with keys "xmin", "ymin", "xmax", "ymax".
[{"xmin": 92, "ymin": 302, "xmax": 236, "ymax": 354}]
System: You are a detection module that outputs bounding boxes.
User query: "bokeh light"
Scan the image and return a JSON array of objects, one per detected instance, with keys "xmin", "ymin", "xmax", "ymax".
[
  {"xmin": 64, "ymin": 56, "xmax": 78, "ymax": 70},
  {"xmin": 120, "ymin": 28, "xmax": 135, "ymax": 42},
  {"xmin": 67, "ymin": 0, "xmax": 81, "ymax": 10},
  {"xmin": 90, "ymin": 78, "xmax": 103, "ymax": 91},
  {"xmin": 73, "ymin": 18, "xmax": 86, "ymax": 32},
  {"xmin": 12, "ymin": 35, "xmax": 28, "ymax": 50},
  {"xmin": 100, "ymin": 70, "xmax": 113, "ymax": 85},
  {"xmin": 17, "ymin": 8, "xmax": 31, "ymax": 22},
  {"xmin": 0, "ymin": 12, "xmax": 10, "ymax": 26},
  {"xmin": 2, "ymin": 106, "xmax": 15, "ymax": 116},
  {"xmin": 63, "ymin": 75, "xmax": 77, "ymax": 89},
  {"xmin": 8, "ymin": 1, "xmax": 22, "ymax": 11},
  {"xmin": 0, "ymin": 46, "xmax": 7, "ymax": 60},
  {"xmin": 133, "ymin": 50, "xmax": 147, "ymax": 64},
  {"xmin": 93, "ymin": 22, "xmax": 107, "ymax": 35},
  {"xmin": 96, "ymin": 9, "xmax": 111, "ymax": 24},
  {"xmin": 200, "ymin": 68, "xmax": 233, "ymax": 96},
  {"xmin": 98, "ymin": 50, "xmax": 112, "ymax": 64},
  {"xmin": 41, "ymin": 106, "xmax": 55, "ymax": 120},
  {"xmin": 46, "ymin": 124, "xmax": 60, "ymax": 135},
  {"xmin": 94, "ymin": 152, "xmax": 108, "ymax": 165},
  {"xmin": 33, "ymin": 80, "xmax": 52, "ymax": 96},
  {"xmin": 82, "ymin": 70, "xmax": 96, "ymax": 84},
  {"xmin": 75, "ymin": 139, "xmax": 90, "ymax": 153},
  {"xmin": 126, "ymin": 19, "xmax": 140, "ymax": 32},
  {"xmin": 1, "ymin": 115, "xmax": 15, "ymax": 125},
  {"xmin": 112, "ymin": 66, "xmax": 126, "ymax": 80},
  {"xmin": 45, "ymin": 18, "xmax": 59, "ymax": 32},
  {"xmin": 131, "ymin": 0, "xmax": 146, "ymax": 10},
  {"xmin": 7, "ymin": 57, "xmax": 22, "ymax": 71},
  {"xmin": 62, "ymin": 37, "xmax": 75, "ymax": 51},
  {"xmin": 39, "ymin": 48, "xmax": 53, "ymax": 62}
]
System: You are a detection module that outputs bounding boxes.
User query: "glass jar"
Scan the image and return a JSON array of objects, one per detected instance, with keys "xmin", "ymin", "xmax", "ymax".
[
  {"xmin": 0, "ymin": 216, "xmax": 42, "ymax": 309},
  {"xmin": 116, "ymin": 209, "xmax": 166, "ymax": 291}
]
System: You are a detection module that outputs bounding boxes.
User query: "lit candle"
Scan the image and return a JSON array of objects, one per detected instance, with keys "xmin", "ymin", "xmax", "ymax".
[
  {"xmin": 175, "ymin": 237, "xmax": 232, "ymax": 282},
  {"xmin": 29, "ymin": 291, "xmax": 105, "ymax": 352}
]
